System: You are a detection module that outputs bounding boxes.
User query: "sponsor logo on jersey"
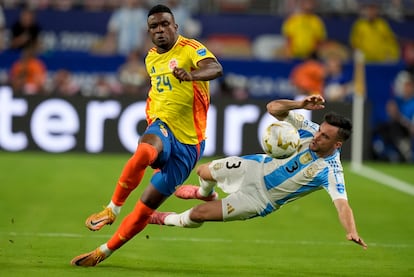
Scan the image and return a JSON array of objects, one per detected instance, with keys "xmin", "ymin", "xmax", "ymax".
[
  {"xmin": 151, "ymin": 66, "xmax": 156, "ymax": 74},
  {"xmin": 226, "ymin": 203, "xmax": 235, "ymax": 214},
  {"xmin": 336, "ymin": 183, "xmax": 345, "ymax": 194},
  {"xmin": 197, "ymin": 48, "xmax": 207, "ymax": 56}
]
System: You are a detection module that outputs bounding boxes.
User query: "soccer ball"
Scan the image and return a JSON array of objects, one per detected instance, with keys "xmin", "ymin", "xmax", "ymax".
[{"xmin": 261, "ymin": 121, "xmax": 300, "ymax": 159}]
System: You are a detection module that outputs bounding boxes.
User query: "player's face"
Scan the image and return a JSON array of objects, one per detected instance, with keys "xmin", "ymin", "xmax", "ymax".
[
  {"xmin": 309, "ymin": 122, "xmax": 342, "ymax": 157},
  {"xmin": 147, "ymin": 12, "xmax": 178, "ymax": 53}
]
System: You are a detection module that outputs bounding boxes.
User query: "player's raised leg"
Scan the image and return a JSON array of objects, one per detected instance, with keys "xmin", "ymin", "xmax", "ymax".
[{"xmin": 85, "ymin": 142, "xmax": 158, "ymax": 231}]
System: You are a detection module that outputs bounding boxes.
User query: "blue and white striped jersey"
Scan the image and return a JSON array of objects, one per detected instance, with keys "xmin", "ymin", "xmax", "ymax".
[{"xmin": 247, "ymin": 111, "xmax": 348, "ymax": 209}]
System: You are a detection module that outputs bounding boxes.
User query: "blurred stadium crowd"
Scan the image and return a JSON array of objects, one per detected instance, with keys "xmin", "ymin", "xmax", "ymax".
[
  {"xmin": 1, "ymin": 0, "xmax": 414, "ymax": 96},
  {"xmin": 0, "ymin": 0, "xmax": 413, "ymax": 17},
  {"xmin": 0, "ymin": 0, "xmax": 414, "ymax": 162}
]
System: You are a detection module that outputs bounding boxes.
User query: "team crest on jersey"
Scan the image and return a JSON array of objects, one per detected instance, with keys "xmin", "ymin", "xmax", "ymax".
[
  {"xmin": 226, "ymin": 203, "xmax": 235, "ymax": 214},
  {"xmin": 303, "ymin": 164, "xmax": 318, "ymax": 178},
  {"xmin": 197, "ymin": 48, "xmax": 207, "ymax": 56},
  {"xmin": 168, "ymin": 59, "xmax": 178, "ymax": 70},
  {"xmin": 299, "ymin": 152, "xmax": 312, "ymax": 164},
  {"xmin": 159, "ymin": 124, "xmax": 168, "ymax": 137}
]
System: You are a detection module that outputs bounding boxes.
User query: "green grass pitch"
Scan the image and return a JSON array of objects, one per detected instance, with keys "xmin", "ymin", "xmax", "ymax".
[{"xmin": 0, "ymin": 152, "xmax": 413, "ymax": 276}]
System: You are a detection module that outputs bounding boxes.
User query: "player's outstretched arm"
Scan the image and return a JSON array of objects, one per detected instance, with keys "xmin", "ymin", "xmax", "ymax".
[
  {"xmin": 334, "ymin": 199, "xmax": 368, "ymax": 249},
  {"xmin": 266, "ymin": 95, "xmax": 325, "ymax": 120},
  {"xmin": 173, "ymin": 58, "xmax": 223, "ymax": 82}
]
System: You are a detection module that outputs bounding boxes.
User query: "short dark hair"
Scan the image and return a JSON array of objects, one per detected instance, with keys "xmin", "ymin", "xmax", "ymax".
[
  {"xmin": 148, "ymin": 4, "xmax": 173, "ymax": 18},
  {"xmin": 324, "ymin": 112, "xmax": 352, "ymax": 141}
]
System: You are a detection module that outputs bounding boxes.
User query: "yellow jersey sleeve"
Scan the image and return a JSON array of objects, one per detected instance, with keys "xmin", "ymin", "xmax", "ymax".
[{"xmin": 145, "ymin": 35, "xmax": 218, "ymax": 145}]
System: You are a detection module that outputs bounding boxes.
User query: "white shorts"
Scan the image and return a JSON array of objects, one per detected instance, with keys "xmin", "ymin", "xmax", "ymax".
[{"xmin": 209, "ymin": 156, "xmax": 277, "ymax": 221}]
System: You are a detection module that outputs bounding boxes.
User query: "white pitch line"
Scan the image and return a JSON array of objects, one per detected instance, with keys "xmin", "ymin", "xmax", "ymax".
[
  {"xmin": 351, "ymin": 164, "xmax": 414, "ymax": 196},
  {"xmin": 2, "ymin": 231, "xmax": 413, "ymax": 248}
]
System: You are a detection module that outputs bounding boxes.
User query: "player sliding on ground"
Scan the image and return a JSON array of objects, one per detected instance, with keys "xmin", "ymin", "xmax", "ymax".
[{"xmin": 149, "ymin": 95, "xmax": 368, "ymax": 250}]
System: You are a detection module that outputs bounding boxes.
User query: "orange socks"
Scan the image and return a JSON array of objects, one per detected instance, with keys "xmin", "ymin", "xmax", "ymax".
[
  {"xmin": 107, "ymin": 200, "xmax": 154, "ymax": 250},
  {"xmin": 111, "ymin": 143, "xmax": 158, "ymax": 206}
]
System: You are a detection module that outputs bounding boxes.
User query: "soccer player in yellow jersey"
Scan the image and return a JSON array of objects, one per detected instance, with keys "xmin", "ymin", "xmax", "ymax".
[{"xmin": 71, "ymin": 4, "xmax": 222, "ymax": 266}]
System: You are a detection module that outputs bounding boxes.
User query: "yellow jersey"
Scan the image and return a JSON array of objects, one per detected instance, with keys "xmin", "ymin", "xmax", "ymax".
[
  {"xmin": 350, "ymin": 18, "xmax": 400, "ymax": 63},
  {"xmin": 282, "ymin": 13, "xmax": 326, "ymax": 59},
  {"xmin": 145, "ymin": 35, "xmax": 217, "ymax": 145}
]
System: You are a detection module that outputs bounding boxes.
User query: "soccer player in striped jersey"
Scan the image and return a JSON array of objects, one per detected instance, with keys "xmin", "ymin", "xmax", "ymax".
[
  {"xmin": 71, "ymin": 4, "xmax": 222, "ymax": 266},
  {"xmin": 150, "ymin": 95, "xmax": 368, "ymax": 250}
]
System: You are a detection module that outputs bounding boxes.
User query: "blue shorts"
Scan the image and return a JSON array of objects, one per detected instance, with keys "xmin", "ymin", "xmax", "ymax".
[{"xmin": 145, "ymin": 119, "xmax": 205, "ymax": 196}]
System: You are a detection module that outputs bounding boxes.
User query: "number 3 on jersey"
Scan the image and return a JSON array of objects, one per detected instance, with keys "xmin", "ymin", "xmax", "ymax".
[{"xmin": 156, "ymin": 75, "xmax": 172, "ymax": 92}]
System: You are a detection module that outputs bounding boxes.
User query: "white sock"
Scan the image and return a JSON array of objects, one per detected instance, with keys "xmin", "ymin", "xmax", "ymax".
[
  {"xmin": 99, "ymin": 243, "xmax": 113, "ymax": 257},
  {"xmin": 198, "ymin": 177, "xmax": 216, "ymax": 197},
  {"xmin": 164, "ymin": 209, "xmax": 202, "ymax": 228},
  {"xmin": 107, "ymin": 201, "xmax": 121, "ymax": 216}
]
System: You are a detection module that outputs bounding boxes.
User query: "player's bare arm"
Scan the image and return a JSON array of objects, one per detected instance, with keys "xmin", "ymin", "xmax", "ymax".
[
  {"xmin": 334, "ymin": 199, "xmax": 367, "ymax": 249},
  {"xmin": 173, "ymin": 58, "xmax": 223, "ymax": 82},
  {"xmin": 267, "ymin": 95, "xmax": 325, "ymax": 120}
]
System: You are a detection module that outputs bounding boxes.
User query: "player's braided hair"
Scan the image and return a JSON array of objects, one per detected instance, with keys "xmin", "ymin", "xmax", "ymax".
[
  {"xmin": 324, "ymin": 112, "xmax": 352, "ymax": 142},
  {"xmin": 148, "ymin": 4, "xmax": 173, "ymax": 18}
]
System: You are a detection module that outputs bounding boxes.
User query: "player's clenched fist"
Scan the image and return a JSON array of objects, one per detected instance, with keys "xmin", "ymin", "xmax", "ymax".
[{"xmin": 173, "ymin": 67, "xmax": 193, "ymax": 82}]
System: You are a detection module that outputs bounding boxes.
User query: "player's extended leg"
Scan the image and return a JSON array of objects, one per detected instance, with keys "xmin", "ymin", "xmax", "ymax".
[
  {"xmin": 85, "ymin": 142, "xmax": 158, "ymax": 231},
  {"xmin": 71, "ymin": 200, "xmax": 154, "ymax": 267},
  {"xmin": 71, "ymin": 185, "xmax": 167, "ymax": 267},
  {"xmin": 150, "ymin": 199, "xmax": 223, "ymax": 227},
  {"xmin": 174, "ymin": 163, "xmax": 218, "ymax": 201}
]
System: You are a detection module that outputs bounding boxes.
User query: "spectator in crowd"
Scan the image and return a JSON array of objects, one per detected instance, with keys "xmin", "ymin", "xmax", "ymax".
[
  {"xmin": 10, "ymin": 7, "xmax": 42, "ymax": 51},
  {"xmin": 384, "ymin": 0, "xmax": 404, "ymax": 22},
  {"xmin": 322, "ymin": 50, "xmax": 352, "ymax": 102},
  {"xmin": 0, "ymin": 4, "xmax": 5, "ymax": 51},
  {"xmin": 83, "ymin": 0, "xmax": 106, "ymax": 11},
  {"xmin": 25, "ymin": 0, "xmax": 51, "ymax": 10},
  {"xmin": 9, "ymin": 45, "xmax": 47, "ymax": 95},
  {"xmin": 281, "ymin": 0, "xmax": 327, "ymax": 60},
  {"xmin": 289, "ymin": 52, "xmax": 325, "ymax": 96},
  {"xmin": 117, "ymin": 50, "xmax": 149, "ymax": 98},
  {"xmin": 349, "ymin": 2, "xmax": 400, "ymax": 63},
  {"xmin": 166, "ymin": 0, "xmax": 201, "ymax": 38},
  {"xmin": 46, "ymin": 69, "xmax": 80, "ymax": 97},
  {"xmin": 401, "ymin": 39, "xmax": 414, "ymax": 74},
  {"xmin": 373, "ymin": 71, "xmax": 414, "ymax": 162},
  {"xmin": 106, "ymin": 0, "xmax": 148, "ymax": 56},
  {"xmin": 52, "ymin": 0, "xmax": 75, "ymax": 11},
  {"xmin": 290, "ymin": 48, "xmax": 352, "ymax": 102},
  {"xmin": 89, "ymin": 75, "xmax": 122, "ymax": 97}
]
